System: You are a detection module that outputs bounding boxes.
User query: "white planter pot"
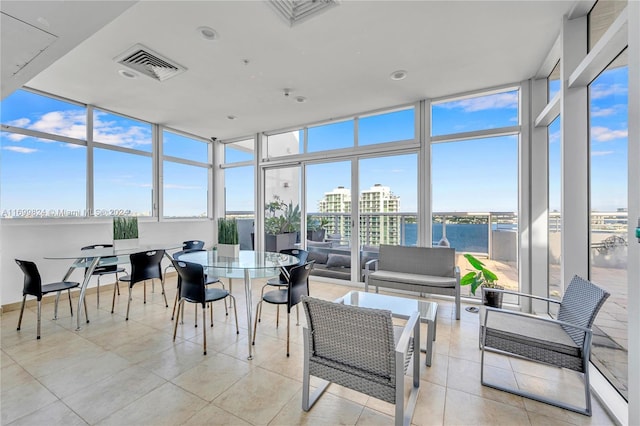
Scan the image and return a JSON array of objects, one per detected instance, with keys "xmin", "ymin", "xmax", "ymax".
[
  {"xmin": 217, "ymin": 243, "xmax": 240, "ymax": 258},
  {"xmin": 113, "ymin": 238, "xmax": 139, "ymax": 251}
]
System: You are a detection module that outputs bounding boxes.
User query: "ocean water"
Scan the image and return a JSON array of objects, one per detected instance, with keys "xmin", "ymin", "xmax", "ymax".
[{"xmin": 404, "ymin": 223, "xmax": 489, "ymax": 253}]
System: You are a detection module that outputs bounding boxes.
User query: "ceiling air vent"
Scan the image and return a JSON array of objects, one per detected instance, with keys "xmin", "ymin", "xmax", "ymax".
[
  {"xmin": 114, "ymin": 44, "xmax": 186, "ymax": 82},
  {"xmin": 266, "ymin": 0, "xmax": 339, "ymax": 27}
]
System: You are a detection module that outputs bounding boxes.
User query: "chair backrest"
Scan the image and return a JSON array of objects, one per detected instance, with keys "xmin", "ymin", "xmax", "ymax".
[
  {"xmin": 128, "ymin": 250, "xmax": 165, "ymax": 286},
  {"xmin": 81, "ymin": 244, "xmax": 117, "ymax": 273},
  {"xmin": 378, "ymin": 244, "xmax": 455, "ymax": 277},
  {"xmin": 279, "ymin": 248, "xmax": 309, "ymax": 280},
  {"xmin": 15, "ymin": 259, "xmax": 43, "ymax": 299},
  {"xmin": 558, "ymin": 275, "xmax": 610, "ymax": 347},
  {"xmin": 172, "ymin": 248, "xmax": 204, "ymax": 260},
  {"xmin": 172, "ymin": 259, "xmax": 206, "ymax": 306},
  {"xmin": 183, "ymin": 240, "xmax": 205, "ymax": 250},
  {"xmin": 287, "ymin": 261, "xmax": 314, "ymax": 312},
  {"xmin": 301, "ymin": 296, "xmax": 396, "ymax": 382}
]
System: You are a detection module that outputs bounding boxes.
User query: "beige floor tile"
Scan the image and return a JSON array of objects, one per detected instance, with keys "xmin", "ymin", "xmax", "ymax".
[
  {"xmin": 171, "ymin": 352, "xmax": 251, "ymax": 401},
  {"xmin": 97, "ymin": 382, "xmax": 207, "ymax": 426},
  {"xmin": 419, "ymin": 352, "xmax": 448, "ymax": 386},
  {"xmin": 270, "ymin": 389, "xmax": 364, "ymax": 425},
  {"xmin": 446, "ymin": 356, "xmax": 525, "ymax": 409},
  {"xmin": 62, "ymin": 365, "xmax": 165, "ymax": 424},
  {"xmin": 213, "ymin": 368, "xmax": 301, "ymax": 425},
  {"xmin": 443, "ymin": 388, "xmax": 531, "ymax": 425},
  {"xmin": 356, "ymin": 407, "xmax": 394, "ymax": 426},
  {"xmin": 412, "ymin": 380, "xmax": 446, "ymax": 426},
  {"xmin": 38, "ymin": 352, "xmax": 132, "ymax": 399},
  {"xmin": 110, "ymin": 330, "xmax": 178, "ymax": 363},
  {"xmin": 1, "ymin": 362, "xmax": 34, "ymax": 391},
  {"xmin": 181, "ymin": 402, "xmax": 252, "ymax": 425},
  {"xmin": 0, "ymin": 378, "xmax": 58, "ymax": 424},
  {"xmin": 8, "ymin": 400, "xmax": 87, "ymax": 426},
  {"xmin": 136, "ymin": 339, "xmax": 210, "ymax": 381}
]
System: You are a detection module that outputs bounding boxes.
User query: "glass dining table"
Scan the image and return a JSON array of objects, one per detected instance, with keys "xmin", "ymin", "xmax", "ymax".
[
  {"xmin": 44, "ymin": 245, "xmax": 181, "ymax": 331},
  {"xmin": 178, "ymin": 250, "xmax": 299, "ymax": 360}
]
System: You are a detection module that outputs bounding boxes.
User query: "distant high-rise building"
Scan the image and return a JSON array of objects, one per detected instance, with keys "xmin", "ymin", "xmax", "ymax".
[{"xmin": 317, "ymin": 184, "xmax": 400, "ymax": 246}]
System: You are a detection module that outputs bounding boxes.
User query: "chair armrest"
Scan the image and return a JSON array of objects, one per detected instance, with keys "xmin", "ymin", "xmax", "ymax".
[
  {"xmin": 483, "ymin": 306, "xmax": 593, "ymax": 334},
  {"xmin": 364, "ymin": 258, "xmax": 379, "ymax": 274},
  {"xmin": 481, "ymin": 287, "xmax": 561, "ymax": 304},
  {"xmin": 395, "ymin": 310, "xmax": 420, "ymax": 353},
  {"xmin": 454, "ymin": 265, "xmax": 460, "ymax": 280}
]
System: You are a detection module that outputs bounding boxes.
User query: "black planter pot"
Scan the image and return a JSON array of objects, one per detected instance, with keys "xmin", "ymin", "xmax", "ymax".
[{"xmin": 482, "ymin": 286, "xmax": 504, "ymax": 308}]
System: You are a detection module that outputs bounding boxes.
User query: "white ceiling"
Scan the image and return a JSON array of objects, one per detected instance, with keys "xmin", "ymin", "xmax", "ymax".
[{"xmin": 4, "ymin": 1, "xmax": 576, "ymax": 141}]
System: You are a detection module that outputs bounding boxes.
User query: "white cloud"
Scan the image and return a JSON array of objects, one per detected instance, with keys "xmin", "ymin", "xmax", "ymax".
[
  {"xmin": 3, "ymin": 146, "xmax": 37, "ymax": 154},
  {"xmin": 591, "ymin": 107, "xmax": 617, "ymax": 117},
  {"xmin": 7, "ymin": 118, "xmax": 30, "ymax": 127},
  {"xmin": 30, "ymin": 111, "xmax": 87, "ymax": 139},
  {"xmin": 591, "ymin": 150, "xmax": 614, "ymax": 157},
  {"xmin": 590, "ymin": 83, "xmax": 627, "ymax": 100},
  {"xmin": 591, "ymin": 126, "xmax": 627, "ymax": 142},
  {"xmin": 439, "ymin": 92, "xmax": 518, "ymax": 112},
  {"xmin": 7, "ymin": 133, "xmax": 28, "ymax": 141},
  {"xmin": 549, "ymin": 130, "xmax": 560, "ymax": 144}
]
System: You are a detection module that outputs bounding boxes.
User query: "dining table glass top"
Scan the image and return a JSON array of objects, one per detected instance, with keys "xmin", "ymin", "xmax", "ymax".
[{"xmin": 178, "ymin": 250, "xmax": 299, "ymax": 279}]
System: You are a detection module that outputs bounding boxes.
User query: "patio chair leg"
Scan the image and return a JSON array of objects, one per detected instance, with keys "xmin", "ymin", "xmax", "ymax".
[
  {"xmin": 202, "ymin": 306, "xmax": 207, "ymax": 355},
  {"xmin": 111, "ymin": 281, "xmax": 117, "ymax": 313},
  {"xmin": 17, "ymin": 295, "xmax": 26, "ymax": 330},
  {"xmin": 143, "ymin": 281, "xmax": 146, "ymax": 304},
  {"xmin": 252, "ymin": 301, "xmax": 262, "ymax": 345},
  {"xmin": 97, "ymin": 276, "xmax": 101, "ymax": 308},
  {"xmin": 232, "ymin": 296, "xmax": 239, "ymax": 334},
  {"xmin": 67, "ymin": 289, "xmax": 73, "ymax": 316},
  {"xmin": 160, "ymin": 278, "xmax": 168, "ymax": 307},
  {"xmin": 125, "ymin": 287, "xmax": 132, "ymax": 320},
  {"xmin": 195, "ymin": 304, "xmax": 198, "ymax": 328},
  {"xmin": 286, "ymin": 311, "xmax": 290, "ymax": 357},
  {"xmin": 54, "ymin": 291, "xmax": 60, "ymax": 320},
  {"xmin": 173, "ymin": 300, "xmax": 182, "ymax": 341},
  {"xmin": 37, "ymin": 300, "xmax": 42, "ymax": 340},
  {"xmin": 171, "ymin": 289, "xmax": 179, "ymax": 320},
  {"xmin": 210, "ymin": 302, "xmax": 213, "ymax": 327},
  {"xmin": 84, "ymin": 295, "xmax": 89, "ymax": 323}
]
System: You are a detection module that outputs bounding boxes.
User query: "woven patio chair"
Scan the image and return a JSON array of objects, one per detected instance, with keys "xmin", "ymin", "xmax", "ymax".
[
  {"xmin": 300, "ymin": 296, "xmax": 420, "ymax": 426},
  {"xmin": 480, "ymin": 275, "xmax": 610, "ymax": 416}
]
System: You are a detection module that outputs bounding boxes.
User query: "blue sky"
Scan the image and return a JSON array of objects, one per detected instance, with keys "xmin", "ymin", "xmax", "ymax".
[{"xmin": 1, "ymin": 66, "xmax": 629, "ymax": 217}]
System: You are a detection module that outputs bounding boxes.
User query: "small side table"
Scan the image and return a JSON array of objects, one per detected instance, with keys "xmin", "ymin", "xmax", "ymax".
[{"xmin": 337, "ymin": 291, "xmax": 438, "ymax": 366}]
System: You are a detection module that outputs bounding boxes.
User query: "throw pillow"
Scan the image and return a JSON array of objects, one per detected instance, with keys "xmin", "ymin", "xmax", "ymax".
[{"xmin": 326, "ymin": 253, "xmax": 351, "ymax": 269}]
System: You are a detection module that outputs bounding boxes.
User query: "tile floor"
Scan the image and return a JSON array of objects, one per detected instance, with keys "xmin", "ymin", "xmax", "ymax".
[{"xmin": 1, "ymin": 276, "xmax": 616, "ymax": 425}]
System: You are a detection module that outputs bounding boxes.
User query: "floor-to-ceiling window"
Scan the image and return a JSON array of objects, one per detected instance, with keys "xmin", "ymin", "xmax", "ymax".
[
  {"xmin": 223, "ymin": 138, "xmax": 255, "ymax": 249},
  {"xmin": 548, "ymin": 115, "xmax": 562, "ymax": 301},
  {"xmin": 431, "ymin": 89, "xmax": 521, "ymax": 298},
  {"xmin": 588, "ymin": 49, "xmax": 629, "ymax": 401}
]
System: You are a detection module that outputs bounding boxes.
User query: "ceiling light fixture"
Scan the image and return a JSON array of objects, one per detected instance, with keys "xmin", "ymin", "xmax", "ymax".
[
  {"xmin": 197, "ymin": 26, "xmax": 218, "ymax": 41},
  {"xmin": 390, "ymin": 70, "xmax": 408, "ymax": 81},
  {"xmin": 118, "ymin": 69, "xmax": 138, "ymax": 79},
  {"xmin": 295, "ymin": 96, "xmax": 307, "ymax": 103},
  {"xmin": 227, "ymin": 115, "xmax": 237, "ymax": 120}
]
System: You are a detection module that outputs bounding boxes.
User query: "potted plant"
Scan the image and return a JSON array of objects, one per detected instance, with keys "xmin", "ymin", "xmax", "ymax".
[
  {"xmin": 217, "ymin": 217, "xmax": 239, "ymax": 258},
  {"xmin": 113, "ymin": 216, "xmax": 139, "ymax": 250},
  {"xmin": 307, "ymin": 215, "xmax": 329, "ymax": 242},
  {"xmin": 460, "ymin": 253, "xmax": 503, "ymax": 308},
  {"xmin": 264, "ymin": 195, "xmax": 300, "ymax": 252}
]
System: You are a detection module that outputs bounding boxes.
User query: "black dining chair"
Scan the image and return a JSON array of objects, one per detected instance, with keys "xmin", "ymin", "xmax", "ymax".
[
  {"xmin": 253, "ymin": 261, "xmax": 314, "ymax": 356},
  {"xmin": 172, "ymin": 259, "xmax": 239, "ymax": 355},
  {"xmin": 15, "ymin": 259, "xmax": 88, "ymax": 339},
  {"xmin": 112, "ymin": 249, "xmax": 167, "ymax": 320},
  {"xmin": 162, "ymin": 240, "xmax": 206, "ymax": 283},
  {"xmin": 170, "ymin": 248, "xmax": 226, "ymax": 321},
  {"xmin": 258, "ymin": 248, "xmax": 308, "ymax": 323},
  {"xmin": 81, "ymin": 244, "xmax": 126, "ymax": 308}
]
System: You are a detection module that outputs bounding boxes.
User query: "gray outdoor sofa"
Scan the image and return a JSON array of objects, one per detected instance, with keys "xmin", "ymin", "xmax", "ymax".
[{"xmin": 364, "ymin": 245, "xmax": 461, "ymax": 319}]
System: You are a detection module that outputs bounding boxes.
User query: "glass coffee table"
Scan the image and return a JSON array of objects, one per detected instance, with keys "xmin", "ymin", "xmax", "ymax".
[{"xmin": 337, "ymin": 291, "xmax": 438, "ymax": 366}]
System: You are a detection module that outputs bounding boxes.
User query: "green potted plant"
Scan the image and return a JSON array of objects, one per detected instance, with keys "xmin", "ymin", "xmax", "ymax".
[
  {"xmin": 460, "ymin": 253, "xmax": 503, "ymax": 308},
  {"xmin": 113, "ymin": 216, "xmax": 139, "ymax": 250},
  {"xmin": 264, "ymin": 195, "xmax": 300, "ymax": 252},
  {"xmin": 217, "ymin": 217, "xmax": 239, "ymax": 258},
  {"xmin": 307, "ymin": 215, "xmax": 329, "ymax": 242}
]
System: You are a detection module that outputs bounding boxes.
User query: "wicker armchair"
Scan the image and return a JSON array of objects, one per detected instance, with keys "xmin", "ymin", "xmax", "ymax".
[
  {"xmin": 480, "ymin": 275, "xmax": 610, "ymax": 416},
  {"xmin": 300, "ymin": 296, "xmax": 420, "ymax": 426}
]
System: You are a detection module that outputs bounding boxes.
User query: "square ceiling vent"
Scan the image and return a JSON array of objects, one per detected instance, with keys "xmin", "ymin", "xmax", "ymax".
[
  {"xmin": 266, "ymin": 0, "xmax": 339, "ymax": 27},
  {"xmin": 114, "ymin": 43, "xmax": 186, "ymax": 82}
]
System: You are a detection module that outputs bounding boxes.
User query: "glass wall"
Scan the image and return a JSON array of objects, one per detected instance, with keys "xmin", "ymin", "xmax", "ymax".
[
  {"xmin": 223, "ymin": 138, "xmax": 255, "ymax": 249},
  {"xmin": 431, "ymin": 88, "xmax": 520, "ymax": 297},
  {"xmin": 264, "ymin": 166, "xmax": 301, "ymax": 252},
  {"xmin": 548, "ymin": 116, "xmax": 562, "ymax": 300},
  {"xmin": 588, "ymin": 50, "xmax": 628, "ymax": 400}
]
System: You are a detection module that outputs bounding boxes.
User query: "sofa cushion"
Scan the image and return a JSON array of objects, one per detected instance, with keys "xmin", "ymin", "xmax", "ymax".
[
  {"xmin": 307, "ymin": 240, "xmax": 332, "ymax": 248},
  {"xmin": 307, "ymin": 250, "xmax": 329, "ymax": 265},
  {"xmin": 369, "ymin": 270, "xmax": 457, "ymax": 288},
  {"xmin": 326, "ymin": 253, "xmax": 351, "ymax": 268}
]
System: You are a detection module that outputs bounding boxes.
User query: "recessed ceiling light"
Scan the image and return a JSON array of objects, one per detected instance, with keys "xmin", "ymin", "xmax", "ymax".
[
  {"xmin": 390, "ymin": 70, "xmax": 408, "ymax": 81},
  {"xmin": 118, "ymin": 69, "xmax": 138, "ymax": 79},
  {"xmin": 197, "ymin": 26, "xmax": 218, "ymax": 41},
  {"xmin": 295, "ymin": 96, "xmax": 307, "ymax": 103},
  {"xmin": 227, "ymin": 115, "xmax": 237, "ymax": 120}
]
